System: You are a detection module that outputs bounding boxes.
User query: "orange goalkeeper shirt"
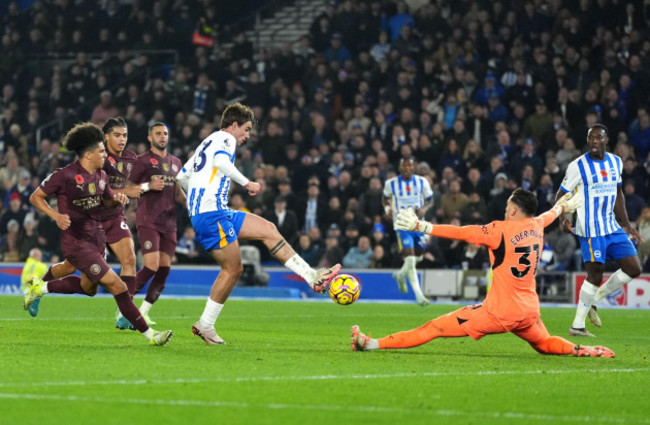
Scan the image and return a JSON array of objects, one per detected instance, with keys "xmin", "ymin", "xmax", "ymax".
[{"xmin": 430, "ymin": 207, "xmax": 561, "ymax": 322}]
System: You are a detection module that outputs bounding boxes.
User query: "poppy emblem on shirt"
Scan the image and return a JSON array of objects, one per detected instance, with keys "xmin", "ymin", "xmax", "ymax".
[
  {"xmin": 75, "ymin": 175, "xmax": 84, "ymax": 184},
  {"xmin": 150, "ymin": 158, "xmax": 159, "ymax": 166},
  {"xmin": 108, "ymin": 157, "xmax": 116, "ymax": 165},
  {"xmin": 600, "ymin": 169, "xmax": 608, "ymax": 178},
  {"xmin": 406, "ymin": 185, "xmax": 411, "ymax": 193}
]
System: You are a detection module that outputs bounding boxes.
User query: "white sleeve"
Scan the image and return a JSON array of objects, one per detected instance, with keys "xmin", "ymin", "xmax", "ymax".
[
  {"xmin": 559, "ymin": 160, "xmax": 580, "ymax": 193},
  {"xmin": 422, "ymin": 178, "xmax": 434, "ymax": 200},
  {"xmin": 382, "ymin": 179, "xmax": 392, "ymax": 199},
  {"xmin": 176, "ymin": 154, "xmax": 195, "ymax": 193},
  {"xmin": 213, "ymin": 153, "xmax": 250, "ymax": 186}
]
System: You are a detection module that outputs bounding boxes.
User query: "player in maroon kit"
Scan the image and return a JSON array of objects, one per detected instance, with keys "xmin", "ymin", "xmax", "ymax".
[
  {"xmin": 129, "ymin": 122, "xmax": 184, "ymax": 324},
  {"xmin": 23, "ymin": 122, "xmax": 173, "ymax": 346},
  {"xmin": 27, "ymin": 118, "xmax": 163, "ymax": 330}
]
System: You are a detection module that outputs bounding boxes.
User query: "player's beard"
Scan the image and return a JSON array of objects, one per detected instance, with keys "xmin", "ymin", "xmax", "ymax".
[{"xmin": 153, "ymin": 141, "xmax": 167, "ymax": 151}]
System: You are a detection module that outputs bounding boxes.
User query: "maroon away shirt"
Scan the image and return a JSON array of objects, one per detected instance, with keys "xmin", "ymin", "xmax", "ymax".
[
  {"xmin": 129, "ymin": 151, "xmax": 182, "ymax": 233},
  {"xmin": 40, "ymin": 162, "xmax": 114, "ymax": 255}
]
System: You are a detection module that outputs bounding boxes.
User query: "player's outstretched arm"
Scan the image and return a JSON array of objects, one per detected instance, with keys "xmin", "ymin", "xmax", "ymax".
[{"xmin": 396, "ymin": 208, "xmax": 498, "ymax": 248}]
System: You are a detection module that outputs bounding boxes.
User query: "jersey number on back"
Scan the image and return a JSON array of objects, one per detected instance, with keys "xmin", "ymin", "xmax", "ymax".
[
  {"xmin": 193, "ymin": 140, "xmax": 213, "ymax": 172},
  {"xmin": 511, "ymin": 244, "xmax": 540, "ymax": 278}
]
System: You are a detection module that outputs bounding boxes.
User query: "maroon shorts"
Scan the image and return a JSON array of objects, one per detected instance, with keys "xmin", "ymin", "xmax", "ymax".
[
  {"xmin": 137, "ymin": 226, "xmax": 177, "ymax": 257},
  {"xmin": 62, "ymin": 233, "xmax": 110, "ymax": 284},
  {"xmin": 102, "ymin": 214, "xmax": 132, "ymax": 245}
]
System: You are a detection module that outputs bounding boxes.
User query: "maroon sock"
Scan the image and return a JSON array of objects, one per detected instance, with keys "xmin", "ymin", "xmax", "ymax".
[
  {"xmin": 135, "ymin": 267, "xmax": 156, "ymax": 294},
  {"xmin": 48, "ymin": 276, "xmax": 89, "ymax": 295},
  {"xmin": 122, "ymin": 275, "xmax": 136, "ymax": 296},
  {"xmin": 114, "ymin": 291, "xmax": 148, "ymax": 332},
  {"xmin": 145, "ymin": 266, "xmax": 170, "ymax": 304},
  {"xmin": 43, "ymin": 268, "xmax": 55, "ymax": 282}
]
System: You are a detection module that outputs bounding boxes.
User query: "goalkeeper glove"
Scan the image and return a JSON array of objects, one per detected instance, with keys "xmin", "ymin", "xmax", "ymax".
[
  {"xmin": 395, "ymin": 208, "xmax": 433, "ymax": 234},
  {"xmin": 554, "ymin": 191, "xmax": 582, "ymax": 214}
]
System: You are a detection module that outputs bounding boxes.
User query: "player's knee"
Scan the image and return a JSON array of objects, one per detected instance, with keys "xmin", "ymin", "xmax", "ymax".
[
  {"xmin": 223, "ymin": 262, "xmax": 244, "ymax": 277},
  {"xmin": 84, "ymin": 286, "xmax": 98, "ymax": 296},
  {"xmin": 625, "ymin": 263, "xmax": 642, "ymax": 278},
  {"xmin": 587, "ymin": 274, "xmax": 603, "ymax": 286},
  {"xmin": 265, "ymin": 220, "xmax": 280, "ymax": 237}
]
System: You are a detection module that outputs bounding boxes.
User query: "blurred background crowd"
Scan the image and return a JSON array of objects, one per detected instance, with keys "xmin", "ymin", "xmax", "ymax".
[{"xmin": 0, "ymin": 0, "xmax": 649, "ymax": 273}]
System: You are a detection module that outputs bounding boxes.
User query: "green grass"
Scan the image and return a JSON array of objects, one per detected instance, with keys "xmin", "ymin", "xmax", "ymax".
[{"xmin": 1, "ymin": 296, "xmax": 649, "ymax": 425}]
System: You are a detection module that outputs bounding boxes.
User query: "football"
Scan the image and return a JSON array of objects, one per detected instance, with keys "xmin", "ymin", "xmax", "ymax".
[{"xmin": 328, "ymin": 274, "xmax": 361, "ymax": 305}]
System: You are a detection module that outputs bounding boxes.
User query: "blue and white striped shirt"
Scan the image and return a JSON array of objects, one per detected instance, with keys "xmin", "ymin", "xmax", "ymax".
[
  {"xmin": 383, "ymin": 175, "xmax": 434, "ymax": 230},
  {"xmin": 178, "ymin": 130, "xmax": 237, "ymax": 217},
  {"xmin": 560, "ymin": 152, "xmax": 622, "ymax": 237}
]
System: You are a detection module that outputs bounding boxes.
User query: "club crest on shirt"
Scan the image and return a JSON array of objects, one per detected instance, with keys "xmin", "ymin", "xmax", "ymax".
[
  {"xmin": 117, "ymin": 162, "xmax": 124, "ymax": 173},
  {"xmin": 90, "ymin": 264, "xmax": 101, "ymax": 275},
  {"xmin": 609, "ymin": 168, "xmax": 617, "ymax": 179},
  {"xmin": 89, "ymin": 183, "xmax": 96, "ymax": 195},
  {"xmin": 99, "ymin": 180, "xmax": 106, "ymax": 190},
  {"xmin": 163, "ymin": 163, "xmax": 170, "ymax": 172}
]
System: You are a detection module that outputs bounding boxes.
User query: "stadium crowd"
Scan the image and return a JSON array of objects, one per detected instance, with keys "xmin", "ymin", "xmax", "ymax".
[{"xmin": 1, "ymin": 0, "xmax": 649, "ymax": 274}]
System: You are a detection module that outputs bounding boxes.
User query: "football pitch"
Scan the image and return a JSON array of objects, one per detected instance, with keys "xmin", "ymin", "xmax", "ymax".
[{"xmin": 1, "ymin": 296, "xmax": 649, "ymax": 425}]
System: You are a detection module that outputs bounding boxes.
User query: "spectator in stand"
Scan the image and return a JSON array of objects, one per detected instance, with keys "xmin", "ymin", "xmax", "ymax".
[
  {"xmin": 0, "ymin": 191, "xmax": 27, "ymax": 237},
  {"xmin": 90, "ymin": 91, "xmax": 120, "ymax": 125},
  {"xmin": 343, "ymin": 235, "xmax": 373, "ymax": 268}
]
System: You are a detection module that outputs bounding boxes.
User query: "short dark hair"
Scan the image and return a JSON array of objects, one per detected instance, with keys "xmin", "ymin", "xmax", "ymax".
[
  {"xmin": 509, "ymin": 187, "xmax": 538, "ymax": 216},
  {"xmin": 102, "ymin": 116, "xmax": 127, "ymax": 134},
  {"xmin": 589, "ymin": 123, "xmax": 609, "ymax": 137},
  {"xmin": 63, "ymin": 123, "xmax": 104, "ymax": 157},
  {"xmin": 148, "ymin": 121, "xmax": 167, "ymax": 134},
  {"xmin": 221, "ymin": 102, "xmax": 256, "ymax": 129}
]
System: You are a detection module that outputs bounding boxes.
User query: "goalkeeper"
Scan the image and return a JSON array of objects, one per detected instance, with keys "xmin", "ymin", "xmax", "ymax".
[{"xmin": 351, "ymin": 188, "xmax": 615, "ymax": 358}]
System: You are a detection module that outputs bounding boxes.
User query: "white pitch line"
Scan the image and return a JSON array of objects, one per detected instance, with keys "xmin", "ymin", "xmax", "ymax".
[
  {"xmin": 0, "ymin": 392, "xmax": 646, "ymax": 424},
  {"xmin": 1, "ymin": 368, "xmax": 648, "ymax": 389}
]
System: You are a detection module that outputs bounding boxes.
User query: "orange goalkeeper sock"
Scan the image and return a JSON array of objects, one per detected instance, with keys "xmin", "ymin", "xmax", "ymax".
[{"xmin": 377, "ymin": 311, "xmax": 468, "ymax": 349}]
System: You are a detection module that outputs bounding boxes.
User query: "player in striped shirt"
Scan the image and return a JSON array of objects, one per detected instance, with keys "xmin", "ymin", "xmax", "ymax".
[
  {"xmin": 176, "ymin": 102, "xmax": 341, "ymax": 345},
  {"xmin": 557, "ymin": 124, "xmax": 643, "ymax": 337},
  {"xmin": 383, "ymin": 158, "xmax": 434, "ymax": 305}
]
